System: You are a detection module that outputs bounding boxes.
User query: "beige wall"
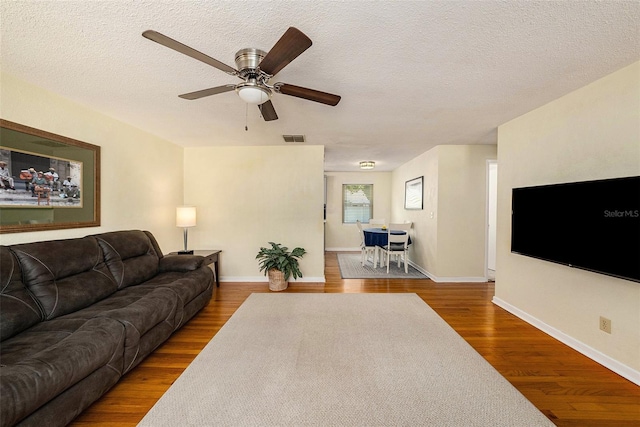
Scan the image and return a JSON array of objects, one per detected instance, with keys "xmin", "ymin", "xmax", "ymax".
[
  {"xmin": 437, "ymin": 145, "xmax": 497, "ymax": 277},
  {"xmin": 324, "ymin": 171, "xmax": 392, "ymax": 250},
  {"xmin": 390, "ymin": 148, "xmax": 438, "ymax": 273},
  {"xmin": 184, "ymin": 146, "xmax": 325, "ymax": 281},
  {"xmin": 1, "ymin": 72, "xmax": 326, "ymax": 282},
  {"xmin": 496, "ymin": 61, "xmax": 640, "ymax": 378},
  {"xmin": 392, "ymin": 145, "xmax": 496, "ymax": 281},
  {"xmin": 0, "ymin": 72, "xmax": 185, "ymax": 250}
]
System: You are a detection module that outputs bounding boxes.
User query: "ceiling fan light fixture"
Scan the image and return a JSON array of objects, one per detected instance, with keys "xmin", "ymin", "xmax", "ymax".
[
  {"xmin": 143, "ymin": 28, "xmax": 341, "ymax": 121},
  {"xmin": 236, "ymin": 82, "xmax": 272, "ymax": 105},
  {"xmin": 359, "ymin": 161, "xmax": 375, "ymax": 170}
]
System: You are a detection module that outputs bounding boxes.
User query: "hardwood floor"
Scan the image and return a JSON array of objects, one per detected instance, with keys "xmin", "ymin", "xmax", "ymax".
[{"xmin": 70, "ymin": 252, "xmax": 640, "ymax": 426}]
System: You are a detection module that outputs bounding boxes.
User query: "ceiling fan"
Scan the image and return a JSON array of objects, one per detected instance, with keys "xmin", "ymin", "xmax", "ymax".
[{"xmin": 142, "ymin": 27, "xmax": 341, "ymax": 121}]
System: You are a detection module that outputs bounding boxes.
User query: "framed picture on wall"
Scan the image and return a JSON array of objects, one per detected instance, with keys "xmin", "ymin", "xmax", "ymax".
[
  {"xmin": 0, "ymin": 148, "xmax": 84, "ymax": 208},
  {"xmin": 404, "ymin": 176, "xmax": 423, "ymax": 210},
  {"xmin": 0, "ymin": 119, "xmax": 100, "ymax": 233}
]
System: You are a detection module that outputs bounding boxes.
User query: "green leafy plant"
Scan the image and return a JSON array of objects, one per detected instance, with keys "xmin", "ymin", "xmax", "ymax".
[{"xmin": 256, "ymin": 242, "xmax": 306, "ymax": 281}]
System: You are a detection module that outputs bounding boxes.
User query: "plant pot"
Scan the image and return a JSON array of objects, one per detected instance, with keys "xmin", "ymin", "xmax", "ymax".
[{"xmin": 268, "ymin": 268, "xmax": 288, "ymax": 291}]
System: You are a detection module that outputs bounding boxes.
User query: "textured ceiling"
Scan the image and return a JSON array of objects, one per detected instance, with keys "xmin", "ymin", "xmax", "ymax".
[{"xmin": 1, "ymin": 1, "xmax": 639, "ymax": 171}]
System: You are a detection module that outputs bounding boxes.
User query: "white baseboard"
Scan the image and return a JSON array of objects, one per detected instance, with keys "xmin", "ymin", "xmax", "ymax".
[
  {"xmin": 220, "ymin": 276, "xmax": 326, "ymax": 283},
  {"xmin": 492, "ymin": 296, "xmax": 640, "ymax": 386},
  {"xmin": 428, "ymin": 275, "xmax": 487, "ymax": 283},
  {"xmin": 407, "ymin": 261, "xmax": 435, "ymax": 280},
  {"xmin": 408, "ymin": 260, "xmax": 487, "ymax": 283}
]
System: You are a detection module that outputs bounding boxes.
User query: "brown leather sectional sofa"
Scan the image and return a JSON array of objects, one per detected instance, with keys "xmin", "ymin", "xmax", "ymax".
[{"xmin": 0, "ymin": 230, "xmax": 214, "ymax": 427}]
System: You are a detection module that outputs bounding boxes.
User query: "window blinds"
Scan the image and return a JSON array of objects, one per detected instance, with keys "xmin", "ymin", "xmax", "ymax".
[{"xmin": 343, "ymin": 184, "xmax": 373, "ymax": 223}]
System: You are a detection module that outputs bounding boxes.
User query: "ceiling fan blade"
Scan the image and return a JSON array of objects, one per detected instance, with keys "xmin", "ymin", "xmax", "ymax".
[
  {"xmin": 142, "ymin": 30, "xmax": 239, "ymax": 76},
  {"xmin": 276, "ymin": 83, "xmax": 341, "ymax": 106},
  {"xmin": 258, "ymin": 27, "xmax": 312, "ymax": 76},
  {"xmin": 258, "ymin": 100, "xmax": 278, "ymax": 121},
  {"xmin": 179, "ymin": 85, "xmax": 236, "ymax": 100}
]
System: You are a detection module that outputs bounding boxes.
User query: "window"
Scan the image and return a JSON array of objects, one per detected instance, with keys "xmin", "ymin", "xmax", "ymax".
[{"xmin": 343, "ymin": 184, "xmax": 373, "ymax": 223}]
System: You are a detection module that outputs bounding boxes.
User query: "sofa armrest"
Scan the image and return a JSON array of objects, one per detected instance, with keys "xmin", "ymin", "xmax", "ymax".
[{"xmin": 159, "ymin": 255, "xmax": 204, "ymax": 273}]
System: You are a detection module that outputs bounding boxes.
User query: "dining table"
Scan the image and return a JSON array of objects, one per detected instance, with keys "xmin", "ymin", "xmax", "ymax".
[
  {"xmin": 363, "ymin": 227, "xmax": 412, "ymax": 247},
  {"xmin": 363, "ymin": 227, "xmax": 412, "ymax": 268}
]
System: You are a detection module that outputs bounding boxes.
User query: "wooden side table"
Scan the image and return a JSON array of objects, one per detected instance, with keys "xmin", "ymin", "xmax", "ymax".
[{"xmin": 167, "ymin": 250, "xmax": 221, "ymax": 287}]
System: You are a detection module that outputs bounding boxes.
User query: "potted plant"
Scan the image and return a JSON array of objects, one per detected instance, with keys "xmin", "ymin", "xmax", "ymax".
[{"xmin": 256, "ymin": 242, "xmax": 306, "ymax": 291}]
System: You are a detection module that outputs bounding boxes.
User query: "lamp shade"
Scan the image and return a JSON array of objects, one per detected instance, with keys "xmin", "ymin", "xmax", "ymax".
[{"xmin": 176, "ymin": 206, "xmax": 196, "ymax": 228}]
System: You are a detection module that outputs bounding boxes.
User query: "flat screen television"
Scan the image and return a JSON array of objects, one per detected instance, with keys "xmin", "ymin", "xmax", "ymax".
[{"xmin": 511, "ymin": 176, "xmax": 640, "ymax": 283}]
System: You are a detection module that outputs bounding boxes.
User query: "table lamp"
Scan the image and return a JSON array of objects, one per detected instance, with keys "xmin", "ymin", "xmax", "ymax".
[{"xmin": 176, "ymin": 206, "xmax": 196, "ymax": 254}]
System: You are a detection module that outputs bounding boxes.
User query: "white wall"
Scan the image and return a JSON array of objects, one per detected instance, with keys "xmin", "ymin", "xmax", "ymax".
[
  {"xmin": 495, "ymin": 61, "xmax": 640, "ymax": 381},
  {"xmin": 392, "ymin": 145, "xmax": 496, "ymax": 281},
  {"xmin": 324, "ymin": 171, "xmax": 392, "ymax": 251},
  {"xmin": 184, "ymin": 145, "xmax": 325, "ymax": 282},
  {"xmin": 0, "ymin": 72, "xmax": 185, "ymax": 250}
]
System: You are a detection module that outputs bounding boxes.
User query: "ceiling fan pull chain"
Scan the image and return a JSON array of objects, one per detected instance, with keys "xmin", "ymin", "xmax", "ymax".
[{"xmin": 245, "ymin": 103, "xmax": 249, "ymax": 131}]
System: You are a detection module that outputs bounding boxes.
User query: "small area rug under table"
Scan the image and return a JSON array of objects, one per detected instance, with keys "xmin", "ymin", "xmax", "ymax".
[
  {"xmin": 337, "ymin": 252, "xmax": 429, "ymax": 279},
  {"xmin": 138, "ymin": 293, "xmax": 553, "ymax": 427}
]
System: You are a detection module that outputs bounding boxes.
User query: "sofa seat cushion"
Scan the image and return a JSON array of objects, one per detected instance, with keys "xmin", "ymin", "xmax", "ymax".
[
  {"xmin": 61, "ymin": 287, "xmax": 179, "ymax": 372},
  {"xmin": 142, "ymin": 268, "xmax": 213, "ymax": 307},
  {"xmin": 135, "ymin": 268, "xmax": 213, "ymax": 329},
  {"xmin": 0, "ymin": 317, "xmax": 125, "ymax": 427}
]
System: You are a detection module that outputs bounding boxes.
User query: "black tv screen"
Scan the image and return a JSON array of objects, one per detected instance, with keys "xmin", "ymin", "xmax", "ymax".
[{"xmin": 511, "ymin": 176, "xmax": 640, "ymax": 283}]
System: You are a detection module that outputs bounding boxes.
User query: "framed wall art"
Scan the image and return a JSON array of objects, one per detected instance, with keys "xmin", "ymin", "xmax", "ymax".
[
  {"xmin": 404, "ymin": 176, "xmax": 423, "ymax": 210},
  {"xmin": 0, "ymin": 119, "xmax": 100, "ymax": 233}
]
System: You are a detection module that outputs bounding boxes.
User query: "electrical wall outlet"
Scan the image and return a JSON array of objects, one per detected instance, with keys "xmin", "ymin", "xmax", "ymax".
[{"xmin": 599, "ymin": 316, "xmax": 612, "ymax": 334}]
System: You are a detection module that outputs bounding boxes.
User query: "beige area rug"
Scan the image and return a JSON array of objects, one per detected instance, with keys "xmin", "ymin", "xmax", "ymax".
[{"xmin": 138, "ymin": 294, "xmax": 553, "ymax": 426}]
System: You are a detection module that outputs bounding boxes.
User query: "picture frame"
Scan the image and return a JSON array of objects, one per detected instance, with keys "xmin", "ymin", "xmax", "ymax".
[
  {"xmin": 0, "ymin": 119, "xmax": 100, "ymax": 233},
  {"xmin": 404, "ymin": 176, "xmax": 423, "ymax": 210}
]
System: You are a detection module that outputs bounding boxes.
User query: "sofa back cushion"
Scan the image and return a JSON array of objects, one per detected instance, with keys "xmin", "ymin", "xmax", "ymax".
[
  {"xmin": 95, "ymin": 230, "xmax": 160, "ymax": 289},
  {"xmin": 0, "ymin": 247, "xmax": 44, "ymax": 341},
  {"xmin": 9, "ymin": 237, "xmax": 118, "ymax": 321}
]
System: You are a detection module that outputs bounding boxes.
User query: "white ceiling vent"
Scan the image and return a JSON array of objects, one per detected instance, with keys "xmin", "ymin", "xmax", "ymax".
[{"xmin": 283, "ymin": 135, "xmax": 306, "ymax": 143}]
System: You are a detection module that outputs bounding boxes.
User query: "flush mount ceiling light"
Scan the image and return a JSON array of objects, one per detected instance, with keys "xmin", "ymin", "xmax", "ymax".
[
  {"xmin": 236, "ymin": 80, "xmax": 272, "ymax": 105},
  {"xmin": 359, "ymin": 161, "xmax": 375, "ymax": 170}
]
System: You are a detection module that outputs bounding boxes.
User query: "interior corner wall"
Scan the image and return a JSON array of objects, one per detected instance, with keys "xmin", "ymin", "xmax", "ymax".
[
  {"xmin": 391, "ymin": 147, "xmax": 438, "ymax": 275},
  {"xmin": 324, "ymin": 171, "xmax": 392, "ymax": 251},
  {"xmin": 392, "ymin": 145, "xmax": 496, "ymax": 281},
  {"xmin": 183, "ymin": 145, "xmax": 325, "ymax": 282},
  {"xmin": 436, "ymin": 145, "xmax": 497, "ymax": 278},
  {"xmin": 0, "ymin": 72, "xmax": 185, "ymax": 250},
  {"xmin": 495, "ymin": 61, "xmax": 640, "ymax": 376}
]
